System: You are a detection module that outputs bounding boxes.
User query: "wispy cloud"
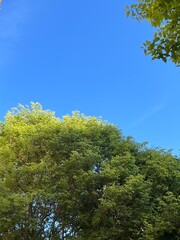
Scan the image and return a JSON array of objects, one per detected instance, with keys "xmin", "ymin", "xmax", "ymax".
[
  {"xmin": 0, "ymin": 0, "xmax": 30, "ymax": 40},
  {"xmin": 134, "ymin": 103, "xmax": 166, "ymax": 125},
  {"xmin": 0, "ymin": 0, "xmax": 31, "ymax": 64}
]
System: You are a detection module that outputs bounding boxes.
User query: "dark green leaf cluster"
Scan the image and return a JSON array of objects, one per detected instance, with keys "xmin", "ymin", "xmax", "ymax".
[
  {"xmin": 126, "ymin": 0, "xmax": 180, "ymax": 65},
  {"xmin": 0, "ymin": 103, "xmax": 179, "ymax": 239}
]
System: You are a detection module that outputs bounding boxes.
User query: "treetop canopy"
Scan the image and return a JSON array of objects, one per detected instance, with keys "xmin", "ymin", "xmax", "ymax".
[{"xmin": 0, "ymin": 103, "xmax": 179, "ymax": 239}]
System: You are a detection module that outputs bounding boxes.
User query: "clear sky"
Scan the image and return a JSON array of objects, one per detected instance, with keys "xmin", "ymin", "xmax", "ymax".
[{"xmin": 0, "ymin": 0, "xmax": 180, "ymax": 155}]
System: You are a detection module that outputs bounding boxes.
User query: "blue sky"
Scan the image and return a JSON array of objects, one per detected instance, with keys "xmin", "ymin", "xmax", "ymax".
[{"xmin": 0, "ymin": 0, "xmax": 180, "ymax": 155}]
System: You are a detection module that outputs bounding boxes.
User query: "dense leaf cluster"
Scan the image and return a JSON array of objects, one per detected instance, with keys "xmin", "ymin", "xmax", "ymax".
[
  {"xmin": 126, "ymin": 0, "xmax": 180, "ymax": 65},
  {"xmin": 0, "ymin": 103, "xmax": 179, "ymax": 239}
]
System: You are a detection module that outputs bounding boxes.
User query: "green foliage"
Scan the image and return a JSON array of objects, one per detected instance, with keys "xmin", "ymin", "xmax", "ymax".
[
  {"xmin": 0, "ymin": 102, "xmax": 180, "ymax": 239},
  {"xmin": 126, "ymin": 0, "xmax": 180, "ymax": 65}
]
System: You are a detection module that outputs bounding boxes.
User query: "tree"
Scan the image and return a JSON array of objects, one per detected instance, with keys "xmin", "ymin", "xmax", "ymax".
[
  {"xmin": 0, "ymin": 103, "xmax": 121, "ymax": 239},
  {"xmin": 126, "ymin": 0, "xmax": 180, "ymax": 65},
  {"xmin": 0, "ymin": 102, "xmax": 179, "ymax": 239}
]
